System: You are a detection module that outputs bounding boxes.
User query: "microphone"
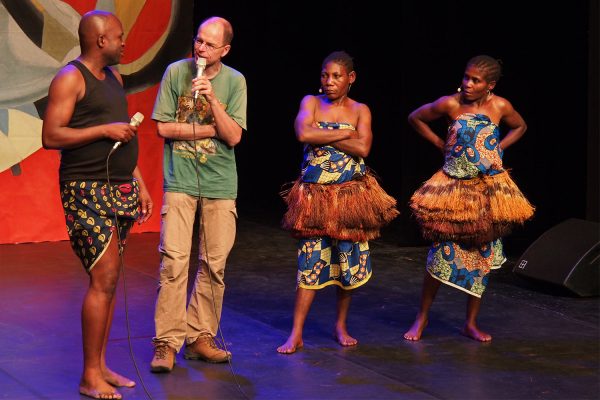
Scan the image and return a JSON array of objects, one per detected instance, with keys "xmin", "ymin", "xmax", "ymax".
[
  {"xmin": 112, "ymin": 112, "xmax": 144, "ymax": 150},
  {"xmin": 194, "ymin": 57, "xmax": 206, "ymax": 100}
]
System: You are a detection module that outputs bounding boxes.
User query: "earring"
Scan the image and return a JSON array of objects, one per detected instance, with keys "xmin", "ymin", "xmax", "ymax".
[
  {"xmin": 457, "ymin": 87, "xmax": 462, "ymax": 93},
  {"xmin": 319, "ymin": 87, "xmax": 323, "ymax": 93},
  {"xmin": 487, "ymin": 89, "xmax": 491, "ymax": 95},
  {"xmin": 348, "ymin": 83, "xmax": 352, "ymax": 93}
]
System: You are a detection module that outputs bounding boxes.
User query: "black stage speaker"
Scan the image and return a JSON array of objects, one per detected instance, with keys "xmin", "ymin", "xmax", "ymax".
[{"xmin": 513, "ymin": 218, "xmax": 600, "ymax": 297}]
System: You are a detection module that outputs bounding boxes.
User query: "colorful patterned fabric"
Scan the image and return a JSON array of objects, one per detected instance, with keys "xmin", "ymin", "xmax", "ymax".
[
  {"xmin": 61, "ymin": 180, "xmax": 140, "ymax": 272},
  {"xmin": 297, "ymin": 237, "xmax": 371, "ymax": 290},
  {"xmin": 443, "ymin": 113, "xmax": 504, "ymax": 178},
  {"xmin": 300, "ymin": 122, "xmax": 366, "ymax": 184},
  {"xmin": 427, "ymin": 239, "xmax": 505, "ymax": 298},
  {"xmin": 416, "ymin": 113, "xmax": 529, "ymax": 297}
]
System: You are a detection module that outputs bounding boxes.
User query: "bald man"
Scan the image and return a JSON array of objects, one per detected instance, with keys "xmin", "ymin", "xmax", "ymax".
[{"xmin": 42, "ymin": 10, "xmax": 152, "ymax": 400}]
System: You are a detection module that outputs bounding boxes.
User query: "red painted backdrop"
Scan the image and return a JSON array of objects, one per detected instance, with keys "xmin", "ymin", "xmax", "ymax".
[{"xmin": 0, "ymin": 1, "xmax": 190, "ymax": 244}]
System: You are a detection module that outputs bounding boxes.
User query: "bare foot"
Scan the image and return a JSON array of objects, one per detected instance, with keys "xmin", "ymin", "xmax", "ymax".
[
  {"xmin": 462, "ymin": 324, "xmax": 492, "ymax": 342},
  {"xmin": 103, "ymin": 367, "xmax": 135, "ymax": 388},
  {"xmin": 404, "ymin": 317, "xmax": 428, "ymax": 341},
  {"xmin": 277, "ymin": 336, "xmax": 303, "ymax": 354},
  {"xmin": 79, "ymin": 378, "xmax": 122, "ymax": 399},
  {"xmin": 334, "ymin": 328, "xmax": 358, "ymax": 347}
]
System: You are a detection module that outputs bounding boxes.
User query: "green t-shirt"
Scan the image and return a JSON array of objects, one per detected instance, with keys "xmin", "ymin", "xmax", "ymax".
[{"xmin": 151, "ymin": 58, "xmax": 247, "ymax": 198}]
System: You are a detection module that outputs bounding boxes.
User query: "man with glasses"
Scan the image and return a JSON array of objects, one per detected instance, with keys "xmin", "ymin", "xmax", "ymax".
[{"xmin": 149, "ymin": 16, "xmax": 247, "ymax": 373}]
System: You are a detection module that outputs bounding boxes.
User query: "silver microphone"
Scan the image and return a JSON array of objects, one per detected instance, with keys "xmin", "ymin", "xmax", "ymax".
[
  {"xmin": 194, "ymin": 57, "xmax": 206, "ymax": 100},
  {"xmin": 112, "ymin": 112, "xmax": 144, "ymax": 150}
]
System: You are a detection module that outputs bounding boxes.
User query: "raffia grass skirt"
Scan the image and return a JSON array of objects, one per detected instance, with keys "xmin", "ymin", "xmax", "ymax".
[
  {"xmin": 281, "ymin": 173, "xmax": 399, "ymax": 242},
  {"xmin": 410, "ymin": 169, "xmax": 534, "ymax": 246}
]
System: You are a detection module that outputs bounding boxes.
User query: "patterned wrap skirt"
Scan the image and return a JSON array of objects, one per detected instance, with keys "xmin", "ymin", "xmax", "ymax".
[{"xmin": 60, "ymin": 180, "xmax": 140, "ymax": 272}]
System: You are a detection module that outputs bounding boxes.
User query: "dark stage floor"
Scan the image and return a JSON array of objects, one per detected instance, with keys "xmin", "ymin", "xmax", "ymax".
[{"xmin": 1, "ymin": 215, "xmax": 599, "ymax": 400}]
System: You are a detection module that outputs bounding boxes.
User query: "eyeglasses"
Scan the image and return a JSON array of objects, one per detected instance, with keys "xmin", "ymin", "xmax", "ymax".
[{"xmin": 193, "ymin": 37, "xmax": 227, "ymax": 51}]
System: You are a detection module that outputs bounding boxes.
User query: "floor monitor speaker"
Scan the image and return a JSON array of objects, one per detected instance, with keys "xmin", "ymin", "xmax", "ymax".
[{"xmin": 513, "ymin": 218, "xmax": 600, "ymax": 296}]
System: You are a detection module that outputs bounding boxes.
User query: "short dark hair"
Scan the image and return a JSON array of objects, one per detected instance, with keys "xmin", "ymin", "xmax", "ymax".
[
  {"xmin": 322, "ymin": 51, "xmax": 354, "ymax": 72},
  {"xmin": 466, "ymin": 55, "xmax": 503, "ymax": 82}
]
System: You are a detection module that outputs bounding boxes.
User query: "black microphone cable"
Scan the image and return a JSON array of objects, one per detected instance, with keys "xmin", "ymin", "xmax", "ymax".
[
  {"xmin": 191, "ymin": 92, "xmax": 249, "ymax": 400},
  {"xmin": 106, "ymin": 143, "xmax": 155, "ymax": 400}
]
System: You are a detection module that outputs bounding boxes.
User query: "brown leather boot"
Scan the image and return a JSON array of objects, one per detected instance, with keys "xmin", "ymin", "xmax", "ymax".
[
  {"xmin": 150, "ymin": 343, "xmax": 176, "ymax": 373},
  {"xmin": 184, "ymin": 334, "xmax": 231, "ymax": 363}
]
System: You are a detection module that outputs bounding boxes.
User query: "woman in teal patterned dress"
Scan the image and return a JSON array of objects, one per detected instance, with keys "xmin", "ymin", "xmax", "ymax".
[
  {"xmin": 278, "ymin": 51, "xmax": 399, "ymax": 353},
  {"xmin": 405, "ymin": 55, "xmax": 534, "ymax": 342}
]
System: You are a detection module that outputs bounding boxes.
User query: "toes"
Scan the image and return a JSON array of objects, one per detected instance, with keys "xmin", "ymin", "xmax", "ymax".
[
  {"xmin": 80, "ymin": 389, "xmax": 122, "ymax": 400},
  {"xmin": 404, "ymin": 332, "xmax": 421, "ymax": 341},
  {"xmin": 336, "ymin": 336, "xmax": 357, "ymax": 346},
  {"xmin": 277, "ymin": 346, "xmax": 296, "ymax": 354}
]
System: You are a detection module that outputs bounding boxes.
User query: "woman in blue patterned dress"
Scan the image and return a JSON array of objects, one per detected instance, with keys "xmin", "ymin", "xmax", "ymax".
[
  {"xmin": 404, "ymin": 55, "xmax": 534, "ymax": 342},
  {"xmin": 278, "ymin": 51, "xmax": 399, "ymax": 353}
]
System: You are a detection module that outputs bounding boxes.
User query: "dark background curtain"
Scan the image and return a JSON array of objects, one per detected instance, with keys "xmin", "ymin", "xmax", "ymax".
[{"xmin": 194, "ymin": 0, "xmax": 596, "ymax": 256}]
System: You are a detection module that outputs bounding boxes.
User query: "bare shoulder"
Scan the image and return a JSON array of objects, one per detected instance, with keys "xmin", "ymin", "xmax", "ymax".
[
  {"xmin": 491, "ymin": 94, "xmax": 516, "ymax": 114},
  {"xmin": 349, "ymin": 98, "xmax": 370, "ymax": 111},
  {"xmin": 299, "ymin": 94, "xmax": 320, "ymax": 110},
  {"xmin": 299, "ymin": 94, "xmax": 317, "ymax": 105},
  {"xmin": 49, "ymin": 64, "xmax": 84, "ymax": 93},
  {"xmin": 437, "ymin": 93, "xmax": 460, "ymax": 106},
  {"xmin": 53, "ymin": 64, "xmax": 81, "ymax": 83},
  {"xmin": 432, "ymin": 93, "xmax": 460, "ymax": 113}
]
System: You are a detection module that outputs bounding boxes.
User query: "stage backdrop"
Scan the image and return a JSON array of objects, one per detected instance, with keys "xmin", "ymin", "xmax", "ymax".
[{"xmin": 0, "ymin": 0, "xmax": 192, "ymax": 244}]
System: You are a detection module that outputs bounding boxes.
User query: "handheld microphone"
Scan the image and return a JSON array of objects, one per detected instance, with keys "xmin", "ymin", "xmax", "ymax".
[
  {"xmin": 112, "ymin": 112, "xmax": 144, "ymax": 150},
  {"xmin": 194, "ymin": 57, "xmax": 207, "ymax": 100}
]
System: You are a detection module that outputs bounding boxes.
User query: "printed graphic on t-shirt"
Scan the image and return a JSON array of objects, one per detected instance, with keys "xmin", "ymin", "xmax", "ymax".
[
  {"xmin": 172, "ymin": 95, "xmax": 227, "ymax": 163},
  {"xmin": 175, "ymin": 95, "xmax": 214, "ymax": 124}
]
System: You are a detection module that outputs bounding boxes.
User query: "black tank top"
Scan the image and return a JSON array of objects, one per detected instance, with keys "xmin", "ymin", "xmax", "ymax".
[{"xmin": 59, "ymin": 60, "xmax": 138, "ymax": 183}]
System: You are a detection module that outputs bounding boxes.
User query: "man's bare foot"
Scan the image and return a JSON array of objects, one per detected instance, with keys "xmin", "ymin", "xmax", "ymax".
[
  {"xmin": 334, "ymin": 328, "xmax": 358, "ymax": 347},
  {"xmin": 79, "ymin": 378, "xmax": 122, "ymax": 399},
  {"xmin": 462, "ymin": 324, "xmax": 492, "ymax": 342},
  {"xmin": 103, "ymin": 367, "xmax": 135, "ymax": 388},
  {"xmin": 404, "ymin": 317, "xmax": 428, "ymax": 341},
  {"xmin": 277, "ymin": 336, "xmax": 303, "ymax": 354}
]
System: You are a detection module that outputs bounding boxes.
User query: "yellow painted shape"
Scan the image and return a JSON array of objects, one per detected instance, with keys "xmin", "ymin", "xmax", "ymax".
[{"xmin": 0, "ymin": 110, "xmax": 42, "ymax": 172}]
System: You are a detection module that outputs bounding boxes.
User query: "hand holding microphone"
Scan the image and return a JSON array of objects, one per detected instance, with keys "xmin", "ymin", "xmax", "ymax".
[
  {"xmin": 194, "ymin": 57, "xmax": 206, "ymax": 100},
  {"xmin": 112, "ymin": 112, "xmax": 144, "ymax": 150}
]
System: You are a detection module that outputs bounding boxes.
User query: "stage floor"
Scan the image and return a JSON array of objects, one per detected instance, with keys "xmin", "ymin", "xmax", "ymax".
[{"xmin": 1, "ymin": 216, "xmax": 598, "ymax": 399}]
